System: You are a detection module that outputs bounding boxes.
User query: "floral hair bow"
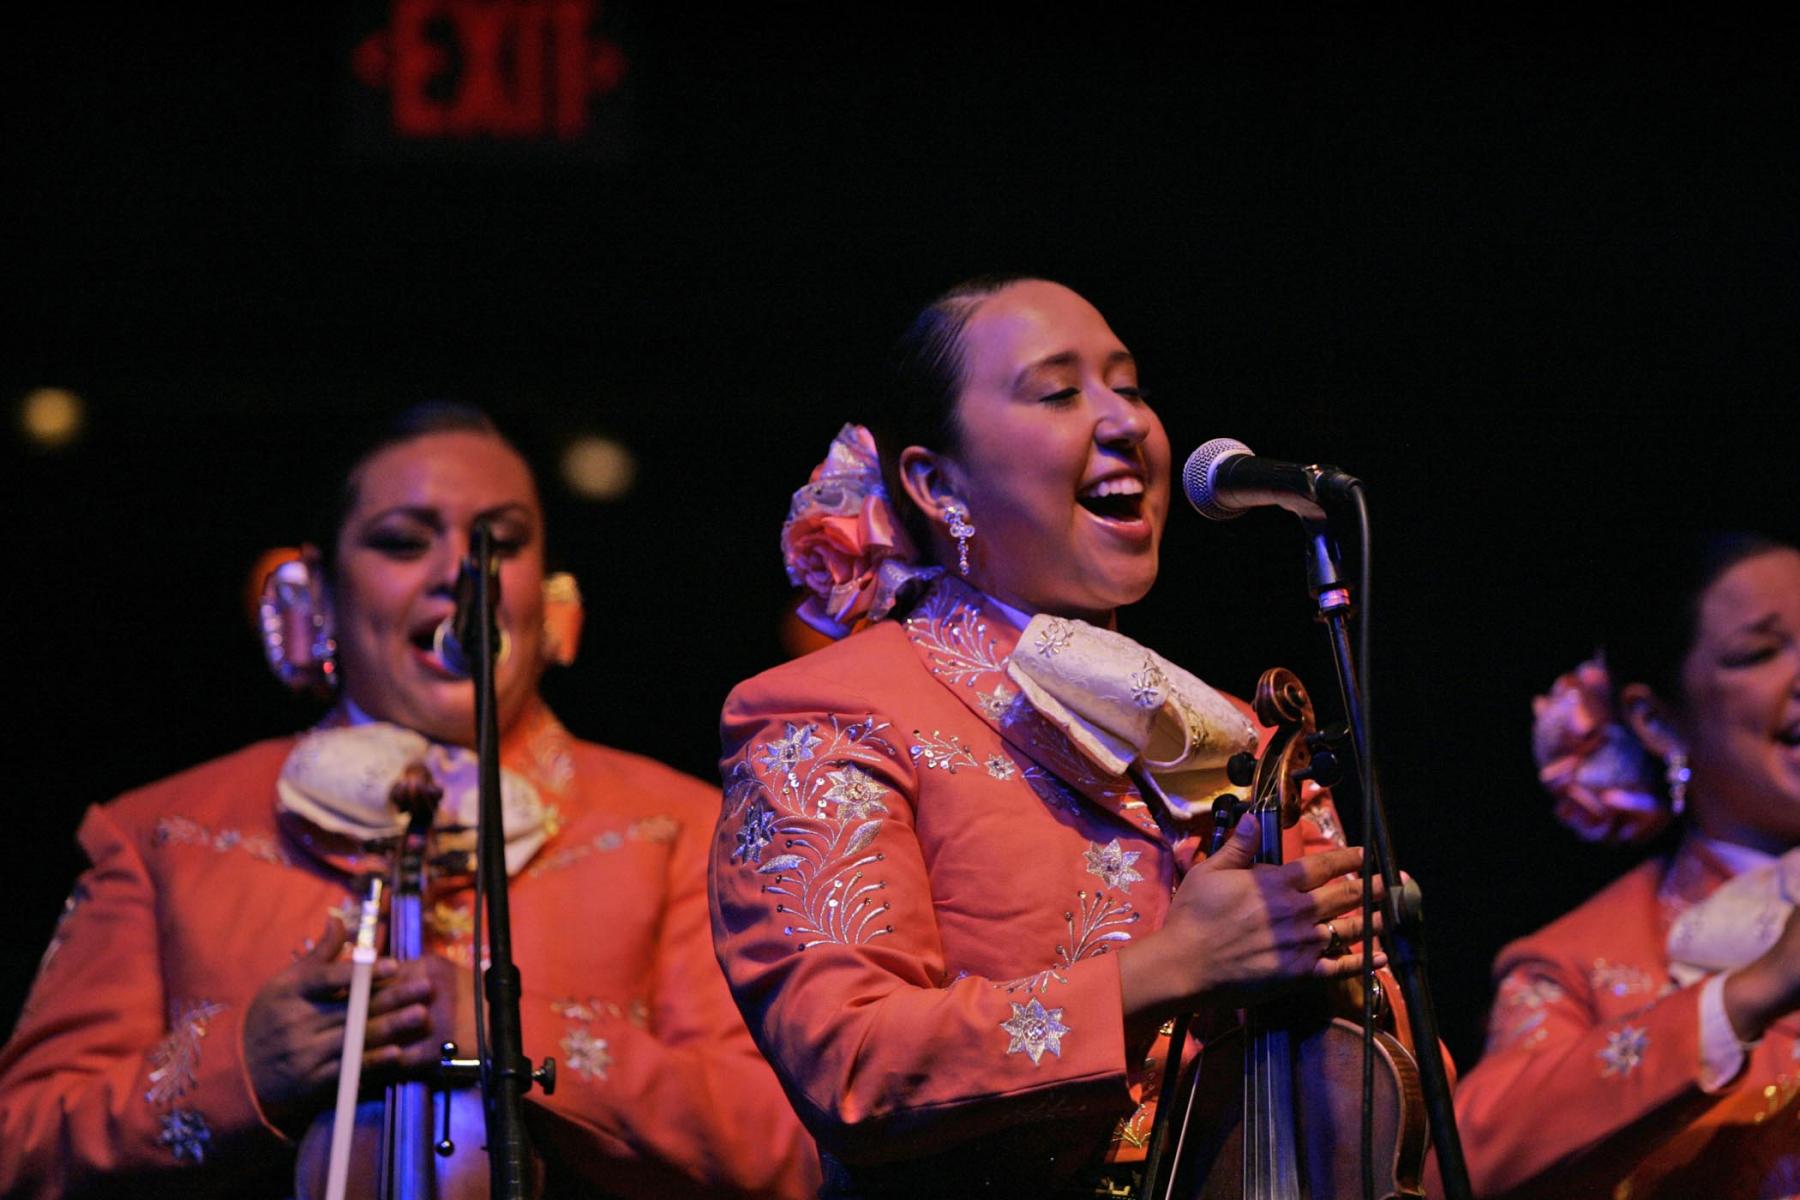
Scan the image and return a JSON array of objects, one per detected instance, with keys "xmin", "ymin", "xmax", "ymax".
[
  {"xmin": 781, "ymin": 423, "xmax": 939, "ymax": 638},
  {"xmin": 1531, "ymin": 657, "xmax": 1668, "ymax": 843}
]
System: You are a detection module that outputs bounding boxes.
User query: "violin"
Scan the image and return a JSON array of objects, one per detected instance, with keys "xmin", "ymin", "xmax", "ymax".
[
  {"xmin": 295, "ymin": 764, "xmax": 491, "ymax": 1200},
  {"xmin": 1140, "ymin": 668, "xmax": 1428, "ymax": 1200}
]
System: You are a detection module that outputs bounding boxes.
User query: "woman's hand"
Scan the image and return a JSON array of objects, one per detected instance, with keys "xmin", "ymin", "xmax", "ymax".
[
  {"xmin": 1119, "ymin": 815, "xmax": 1385, "ymax": 1028},
  {"xmin": 243, "ymin": 918, "xmax": 458, "ymax": 1133},
  {"xmin": 1722, "ymin": 905, "xmax": 1800, "ymax": 1044}
]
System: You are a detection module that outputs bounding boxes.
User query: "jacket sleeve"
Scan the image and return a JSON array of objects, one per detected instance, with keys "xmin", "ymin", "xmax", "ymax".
[
  {"xmin": 1451, "ymin": 942, "xmax": 1722, "ymax": 1197},
  {"xmin": 521, "ymin": 791, "xmax": 822, "ymax": 1199},
  {"xmin": 0, "ymin": 805, "xmax": 288, "ymax": 1200},
  {"xmin": 709, "ymin": 679, "xmax": 1132, "ymax": 1165}
]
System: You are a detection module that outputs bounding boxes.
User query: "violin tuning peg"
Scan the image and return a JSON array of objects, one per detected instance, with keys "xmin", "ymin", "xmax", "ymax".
[
  {"xmin": 1226, "ymin": 752, "xmax": 1257, "ymax": 788},
  {"xmin": 1304, "ymin": 750, "xmax": 1342, "ymax": 788}
]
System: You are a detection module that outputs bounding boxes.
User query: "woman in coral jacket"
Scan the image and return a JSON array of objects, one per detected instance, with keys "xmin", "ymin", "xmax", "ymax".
[
  {"xmin": 1447, "ymin": 533, "xmax": 1800, "ymax": 1199},
  {"xmin": 0, "ymin": 405, "xmax": 818, "ymax": 1199},
  {"xmin": 710, "ymin": 277, "xmax": 1394, "ymax": 1197}
]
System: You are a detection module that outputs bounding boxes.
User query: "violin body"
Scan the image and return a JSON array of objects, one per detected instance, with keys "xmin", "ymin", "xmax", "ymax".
[
  {"xmin": 295, "ymin": 1087, "xmax": 491, "ymax": 1200},
  {"xmin": 1162, "ymin": 1015, "xmax": 1426, "ymax": 1200}
]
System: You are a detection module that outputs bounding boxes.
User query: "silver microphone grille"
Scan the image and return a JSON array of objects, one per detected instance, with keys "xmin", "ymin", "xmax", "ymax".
[{"xmin": 1182, "ymin": 437, "xmax": 1253, "ymax": 521}]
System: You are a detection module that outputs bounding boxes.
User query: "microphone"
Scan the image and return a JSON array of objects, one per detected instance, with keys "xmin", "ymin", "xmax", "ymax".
[
  {"xmin": 431, "ymin": 556, "xmax": 509, "ymax": 677},
  {"xmin": 1182, "ymin": 437, "xmax": 1361, "ymax": 521}
]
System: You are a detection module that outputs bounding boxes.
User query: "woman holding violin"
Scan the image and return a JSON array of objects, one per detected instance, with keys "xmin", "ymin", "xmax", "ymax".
[
  {"xmin": 710, "ymin": 277, "xmax": 1414, "ymax": 1196},
  {"xmin": 1448, "ymin": 532, "xmax": 1800, "ymax": 1199},
  {"xmin": 0, "ymin": 405, "xmax": 818, "ymax": 1198}
]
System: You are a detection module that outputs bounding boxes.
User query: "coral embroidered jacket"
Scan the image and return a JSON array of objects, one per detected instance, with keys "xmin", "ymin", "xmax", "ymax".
[
  {"xmin": 1445, "ymin": 841, "xmax": 1800, "ymax": 1199},
  {"xmin": 710, "ymin": 579, "xmax": 1363, "ymax": 1195},
  {"xmin": 0, "ymin": 706, "xmax": 819, "ymax": 1199}
]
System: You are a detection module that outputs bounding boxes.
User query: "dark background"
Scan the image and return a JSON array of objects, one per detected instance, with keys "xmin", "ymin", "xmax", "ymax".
[{"xmin": 6, "ymin": 6, "xmax": 1796, "ymax": 1077}]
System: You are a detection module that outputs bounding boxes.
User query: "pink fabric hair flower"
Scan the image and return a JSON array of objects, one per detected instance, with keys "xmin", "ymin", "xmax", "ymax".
[
  {"xmin": 781, "ymin": 424, "xmax": 931, "ymax": 638},
  {"xmin": 1531, "ymin": 657, "xmax": 1668, "ymax": 843}
]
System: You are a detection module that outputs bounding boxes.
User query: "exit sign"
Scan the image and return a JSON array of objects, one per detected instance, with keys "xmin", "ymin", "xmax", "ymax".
[{"xmin": 347, "ymin": 0, "xmax": 631, "ymax": 161}]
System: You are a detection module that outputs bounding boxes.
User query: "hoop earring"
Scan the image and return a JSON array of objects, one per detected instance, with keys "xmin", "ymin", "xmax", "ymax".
[
  {"xmin": 1664, "ymin": 750, "xmax": 1690, "ymax": 817},
  {"xmin": 943, "ymin": 503, "xmax": 977, "ymax": 577}
]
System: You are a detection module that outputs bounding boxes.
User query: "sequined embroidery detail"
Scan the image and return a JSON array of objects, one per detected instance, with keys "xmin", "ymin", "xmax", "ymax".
[
  {"xmin": 1129, "ymin": 658, "xmax": 1168, "ymax": 709},
  {"xmin": 731, "ymin": 798, "xmax": 777, "ymax": 866},
  {"xmin": 525, "ymin": 814, "xmax": 682, "ymax": 879},
  {"xmin": 904, "ymin": 592, "xmax": 1010, "ymax": 685},
  {"xmin": 561, "ymin": 1028, "xmax": 612, "ymax": 1082},
  {"xmin": 1001, "ymin": 997, "xmax": 1071, "ymax": 1064},
  {"xmin": 1305, "ymin": 795, "xmax": 1346, "ymax": 847},
  {"xmin": 145, "ymin": 999, "xmax": 226, "ymax": 1105},
  {"xmin": 726, "ymin": 714, "xmax": 900, "ymax": 948},
  {"xmin": 157, "ymin": 1110, "xmax": 212, "ymax": 1163},
  {"xmin": 1589, "ymin": 958, "xmax": 1656, "ymax": 999},
  {"xmin": 999, "ymin": 890, "xmax": 1140, "ymax": 994},
  {"xmin": 823, "ymin": 765, "xmax": 891, "ymax": 820},
  {"xmin": 985, "ymin": 754, "xmax": 1017, "ymax": 781},
  {"xmin": 153, "ymin": 816, "xmax": 291, "ymax": 867},
  {"xmin": 757, "ymin": 722, "xmax": 824, "ymax": 777},
  {"xmin": 553, "ymin": 996, "xmax": 649, "ymax": 1026},
  {"xmin": 1488, "ymin": 974, "xmax": 1565, "ymax": 1053},
  {"xmin": 1034, "ymin": 618, "xmax": 1075, "ymax": 657},
  {"xmin": 1597, "ymin": 1023, "xmax": 1649, "ymax": 1077},
  {"xmin": 910, "ymin": 731, "xmax": 979, "ymax": 774},
  {"xmin": 1083, "ymin": 839, "xmax": 1145, "ymax": 890}
]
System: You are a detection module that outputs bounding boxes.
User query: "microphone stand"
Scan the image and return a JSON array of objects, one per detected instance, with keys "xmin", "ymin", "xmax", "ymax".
[
  {"xmin": 1300, "ymin": 510, "xmax": 1472, "ymax": 1200},
  {"xmin": 465, "ymin": 518, "xmax": 554, "ymax": 1200}
]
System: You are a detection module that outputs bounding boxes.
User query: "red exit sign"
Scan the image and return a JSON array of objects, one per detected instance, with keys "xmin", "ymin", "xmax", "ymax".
[{"xmin": 349, "ymin": 0, "xmax": 629, "ymax": 156}]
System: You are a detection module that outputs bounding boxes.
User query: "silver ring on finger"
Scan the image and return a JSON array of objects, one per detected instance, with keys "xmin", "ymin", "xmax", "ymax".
[{"xmin": 1321, "ymin": 920, "xmax": 1346, "ymax": 959}]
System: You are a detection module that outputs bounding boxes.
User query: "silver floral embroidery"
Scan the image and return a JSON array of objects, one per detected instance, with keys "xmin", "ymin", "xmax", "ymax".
[
  {"xmin": 1488, "ymin": 975, "xmax": 1565, "ymax": 1053},
  {"xmin": 1597, "ymin": 1023, "xmax": 1649, "ymax": 1077},
  {"xmin": 731, "ymin": 798, "xmax": 778, "ymax": 866},
  {"xmin": 726, "ymin": 715, "xmax": 901, "ymax": 948},
  {"xmin": 910, "ymin": 731, "xmax": 979, "ymax": 774},
  {"xmin": 904, "ymin": 589, "xmax": 1010, "ymax": 686},
  {"xmin": 1129, "ymin": 659, "xmax": 1167, "ymax": 709},
  {"xmin": 157, "ymin": 1110, "xmax": 212, "ymax": 1163},
  {"xmin": 1306, "ymin": 797, "xmax": 1346, "ymax": 847},
  {"xmin": 145, "ymin": 999, "xmax": 226, "ymax": 1105},
  {"xmin": 823, "ymin": 765, "xmax": 891, "ymax": 820},
  {"xmin": 561, "ymin": 1028, "xmax": 612, "ymax": 1082},
  {"xmin": 153, "ymin": 817, "xmax": 290, "ymax": 866},
  {"xmin": 1001, "ymin": 998, "xmax": 1071, "ymax": 1064},
  {"xmin": 999, "ymin": 890, "xmax": 1140, "ymax": 994},
  {"xmin": 1083, "ymin": 839, "xmax": 1145, "ymax": 890},
  {"xmin": 1588, "ymin": 958, "xmax": 1655, "ymax": 998},
  {"xmin": 756, "ymin": 722, "xmax": 823, "ymax": 778},
  {"xmin": 526, "ymin": 816, "xmax": 680, "ymax": 879},
  {"xmin": 1034, "ymin": 618, "xmax": 1074, "ymax": 657},
  {"xmin": 985, "ymin": 754, "xmax": 1017, "ymax": 781}
]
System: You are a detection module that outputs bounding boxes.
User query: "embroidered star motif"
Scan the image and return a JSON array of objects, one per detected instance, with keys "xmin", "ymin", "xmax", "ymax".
[
  {"xmin": 1034, "ymin": 619, "xmax": 1074, "ymax": 657},
  {"xmin": 977, "ymin": 683, "xmax": 1016, "ymax": 721},
  {"xmin": 824, "ymin": 765, "xmax": 890, "ymax": 820},
  {"xmin": 731, "ymin": 800, "xmax": 777, "ymax": 865},
  {"xmin": 985, "ymin": 754, "xmax": 1017, "ymax": 781},
  {"xmin": 1001, "ymin": 998, "xmax": 1071, "ymax": 1065},
  {"xmin": 1128, "ymin": 659, "xmax": 1167, "ymax": 709},
  {"xmin": 1083, "ymin": 839, "xmax": 1145, "ymax": 890},
  {"xmin": 756, "ymin": 722, "xmax": 822, "ymax": 774},
  {"xmin": 157, "ymin": 1109, "xmax": 212, "ymax": 1163},
  {"xmin": 561, "ymin": 1028, "xmax": 613, "ymax": 1082},
  {"xmin": 1597, "ymin": 1023, "xmax": 1649, "ymax": 1077}
]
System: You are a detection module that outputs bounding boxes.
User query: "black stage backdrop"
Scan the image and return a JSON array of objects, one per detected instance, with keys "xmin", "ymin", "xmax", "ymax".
[{"xmin": 5, "ymin": 7, "xmax": 1797, "ymax": 1078}]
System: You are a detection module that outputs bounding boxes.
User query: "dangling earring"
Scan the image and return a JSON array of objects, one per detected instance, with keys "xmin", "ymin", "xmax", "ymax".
[
  {"xmin": 943, "ymin": 503, "xmax": 976, "ymax": 577},
  {"xmin": 256, "ymin": 553, "xmax": 338, "ymax": 695},
  {"xmin": 541, "ymin": 572, "xmax": 584, "ymax": 667},
  {"xmin": 1664, "ymin": 750, "xmax": 1690, "ymax": 817}
]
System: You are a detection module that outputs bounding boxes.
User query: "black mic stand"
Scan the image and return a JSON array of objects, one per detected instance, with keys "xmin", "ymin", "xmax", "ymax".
[
  {"xmin": 465, "ymin": 518, "xmax": 555, "ymax": 1199},
  {"xmin": 1300, "ymin": 512, "xmax": 1472, "ymax": 1200}
]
